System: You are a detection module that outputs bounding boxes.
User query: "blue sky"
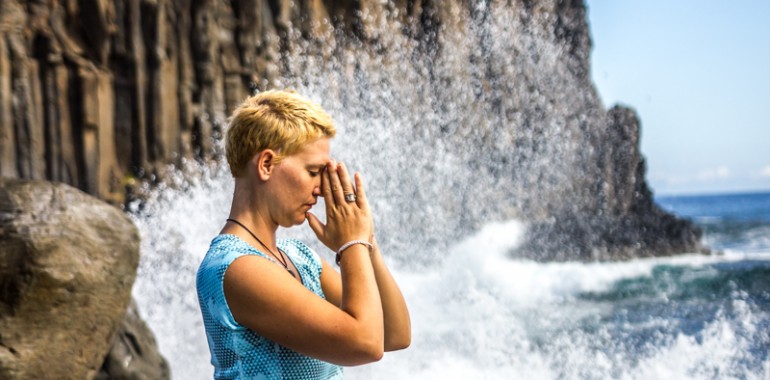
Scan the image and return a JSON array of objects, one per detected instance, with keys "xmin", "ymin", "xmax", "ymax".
[{"xmin": 585, "ymin": 0, "xmax": 770, "ymax": 195}]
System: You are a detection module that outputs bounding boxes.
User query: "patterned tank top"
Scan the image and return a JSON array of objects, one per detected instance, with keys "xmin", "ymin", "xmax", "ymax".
[{"xmin": 196, "ymin": 234, "xmax": 344, "ymax": 379}]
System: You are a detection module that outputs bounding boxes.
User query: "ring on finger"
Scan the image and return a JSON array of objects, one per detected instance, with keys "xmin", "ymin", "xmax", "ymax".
[{"xmin": 344, "ymin": 193, "xmax": 357, "ymax": 203}]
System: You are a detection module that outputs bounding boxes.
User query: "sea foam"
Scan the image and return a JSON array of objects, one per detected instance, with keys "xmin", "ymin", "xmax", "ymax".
[{"xmin": 131, "ymin": 176, "xmax": 770, "ymax": 379}]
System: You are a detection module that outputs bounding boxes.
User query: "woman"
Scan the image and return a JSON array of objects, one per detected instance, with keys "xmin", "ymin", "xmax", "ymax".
[{"xmin": 196, "ymin": 90, "xmax": 411, "ymax": 379}]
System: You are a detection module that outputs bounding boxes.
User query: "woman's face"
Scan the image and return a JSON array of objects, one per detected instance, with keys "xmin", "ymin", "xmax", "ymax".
[{"xmin": 268, "ymin": 138, "xmax": 331, "ymax": 227}]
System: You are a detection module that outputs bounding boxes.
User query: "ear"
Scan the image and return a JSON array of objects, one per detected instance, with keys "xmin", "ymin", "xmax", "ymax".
[{"xmin": 253, "ymin": 149, "xmax": 278, "ymax": 181}]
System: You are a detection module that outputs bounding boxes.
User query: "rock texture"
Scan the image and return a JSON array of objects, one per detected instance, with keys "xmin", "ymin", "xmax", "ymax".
[
  {"xmin": 0, "ymin": 0, "xmax": 703, "ymax": 261},
  {"xmin": 0, "ymin": 0, "xmax": 354, "ymax": 203},
  {"xmin": 96, "ymin": 300, "xmax": 170, "ymax": 380},
  {"xmin": 513, "ymin": 106, "xmax": 705, "ymax": 260},
  {"xmin": 0, "ymin": 179, "xmax": 164, "ymax": 379}
]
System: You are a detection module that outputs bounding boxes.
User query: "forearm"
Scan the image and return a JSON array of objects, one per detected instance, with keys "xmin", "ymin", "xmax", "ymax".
[
  {"xmin": 338, "ymin": 244, "xmax": 385, "ymax": 358},
  {"xmin": 370, "ymin": 239, "xmax": 411, "ymax": 351}
]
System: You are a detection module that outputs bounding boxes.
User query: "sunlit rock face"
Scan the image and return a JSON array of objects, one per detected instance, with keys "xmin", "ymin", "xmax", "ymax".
[
  {"xmin": 0, "ymin": 179, "xmax": 139, "ymax": 379},
  {"xmin": 0, "ymin": 0, "xmax": 701, "ymax": 260}
]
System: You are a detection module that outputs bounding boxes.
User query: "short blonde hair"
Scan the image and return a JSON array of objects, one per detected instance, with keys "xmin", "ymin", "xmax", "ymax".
[{"xmin": 225, "ymin": 90, "xmax": 336, "ymax": 177}]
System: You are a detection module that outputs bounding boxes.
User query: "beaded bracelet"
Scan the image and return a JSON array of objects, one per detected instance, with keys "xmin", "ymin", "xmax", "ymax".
[{"xmin": 335, "ymin": 240, "xmax": 373, "ymax": 265}]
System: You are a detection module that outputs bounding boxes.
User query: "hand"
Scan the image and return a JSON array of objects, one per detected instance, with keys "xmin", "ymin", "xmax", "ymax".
[{"xmin": 307, "ymin": 161, "xmax": 373, "ymax": 251}]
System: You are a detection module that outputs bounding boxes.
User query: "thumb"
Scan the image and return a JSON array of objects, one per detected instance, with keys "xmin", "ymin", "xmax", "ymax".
[{"xmin": 306, "ymin": 212, "xmax": 325, "ymax": 238}]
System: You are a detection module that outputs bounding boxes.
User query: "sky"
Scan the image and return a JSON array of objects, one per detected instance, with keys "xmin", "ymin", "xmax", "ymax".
[{"xmin": 585, "ymin": 0, "xmax": 770, "ymax": 196}]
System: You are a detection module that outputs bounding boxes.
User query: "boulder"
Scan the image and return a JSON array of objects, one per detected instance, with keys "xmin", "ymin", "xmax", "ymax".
[
  {"xmin": 96, "ymin": 300, "xmax": 170, "ymax": 380},
  {"xmin": 0, "ymin": 179, "xmax": 139, "ymax": 379}
]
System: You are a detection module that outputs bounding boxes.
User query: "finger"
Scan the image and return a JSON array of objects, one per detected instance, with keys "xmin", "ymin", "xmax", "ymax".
[
  {"xmin": 338, "ymin": 163, "xmax": 358, "ymax": 205},
  {"xmin": 321, "ymin": 162, "xmax": 334, "ymax": 204},
  {"xmin": 354, "ymin": 172, "xmax": 368, "ymax": 209},
  {"xmin": 354, "ymin": 172, "xmax": 374, "ymax": 240},
  {"xmin": 338, "ymin": 162, "xmax": 355, "ymax": 197},
  {"xmin": 306, "ymin": 212, "xmax": 326, "ymax": 239},
  {"xmin": 329, "ymin": 162, "xmax": 346, "ymax": 206}
]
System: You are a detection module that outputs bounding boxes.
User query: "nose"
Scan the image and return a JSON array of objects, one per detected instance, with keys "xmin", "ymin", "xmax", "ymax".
[{"xmin": 312, "ymin": 184, "xmax": 322, "ymax": 196}]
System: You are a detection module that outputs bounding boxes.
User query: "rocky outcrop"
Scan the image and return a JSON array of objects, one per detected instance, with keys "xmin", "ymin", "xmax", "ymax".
[
  {"xmin": 0, "ymin": 0, "xmax": 368, "ymax": 204},
  {"xmin": 0, "ymin": 0, "xmax": 702, "ymax": 260},
  {"xmin": 0, "ymin": 179, "xmax": 166, "ymax": 379},
  {"xmin": 96, "ymin": 300, "xmax": 170, "ymax": 380},
  {"xmin": 0, "ymin": 0, "xmax": 590, "ymax": 204},
  {"xmin": 512, "ymin": 106, "xmax": 705, "ymax": 260}
]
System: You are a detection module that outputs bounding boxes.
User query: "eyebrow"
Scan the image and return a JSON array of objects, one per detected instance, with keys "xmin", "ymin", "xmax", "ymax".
[{"xmin": 307, "ymin": 163, "xmax": 327, "ymax": 170}]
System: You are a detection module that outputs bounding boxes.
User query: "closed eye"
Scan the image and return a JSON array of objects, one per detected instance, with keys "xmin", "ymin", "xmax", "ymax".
[{"xmin": 307, "ymin": 164, "xmax": 327, "ymax": 177}]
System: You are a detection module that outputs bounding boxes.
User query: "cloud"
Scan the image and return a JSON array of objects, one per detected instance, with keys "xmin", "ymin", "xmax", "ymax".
[
  {"xmin": 696, "ymin": 165, "xmax": 730, "ymax": 181},
  {"xmin": 760, "ymin": 165, "xmax": 770, "ymax": 178}
]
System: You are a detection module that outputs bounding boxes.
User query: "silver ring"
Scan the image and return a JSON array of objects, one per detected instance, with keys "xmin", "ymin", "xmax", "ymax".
[{"xmin": 344, "ymin": 193, "xmax": 357, "ymax": 203}]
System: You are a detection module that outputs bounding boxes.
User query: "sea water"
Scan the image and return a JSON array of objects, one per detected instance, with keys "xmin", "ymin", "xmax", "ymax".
[{"xmin": 130, "ymin": 167, "xmax": 770, "ymax": 379}]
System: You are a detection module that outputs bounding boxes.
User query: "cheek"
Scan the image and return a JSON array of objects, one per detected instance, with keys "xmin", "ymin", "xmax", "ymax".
[{"xmin": 287, "ymin": 172, "xmax": 314, "ymax": 193}]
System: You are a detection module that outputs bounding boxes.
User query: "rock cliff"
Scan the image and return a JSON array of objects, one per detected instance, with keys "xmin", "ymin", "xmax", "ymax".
[{"xmin": 0, "ymin": 0, "xmax": 703, "ymax": 261}]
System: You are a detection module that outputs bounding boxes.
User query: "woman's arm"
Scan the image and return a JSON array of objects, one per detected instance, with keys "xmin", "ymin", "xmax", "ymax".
[
  {"xmin": 320, "ymin": 243, "xmax": 411, "ymax": 352},
  {"xmin": 226, "ymin": 161, "xmax": 385, "ymax": 366},
  {"xmin": 225, "ymin": 248, "xmax": 383, "ymax": 366},
  {"xmin": 369, "ymin": 237, "xmax": 411, "ymax": 351},
  {"xmin": 318, "ymin": 168, "xmax": 410, "ymax": 351}
]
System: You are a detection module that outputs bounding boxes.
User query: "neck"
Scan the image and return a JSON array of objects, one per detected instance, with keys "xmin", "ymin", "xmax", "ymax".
[
  {"xmin": 227, "ymin": 180, "xmax": 278, "ymax": 249},
  {"xmin": 226, "ymin": 215, "xmax": 277, "ymax": 248}
]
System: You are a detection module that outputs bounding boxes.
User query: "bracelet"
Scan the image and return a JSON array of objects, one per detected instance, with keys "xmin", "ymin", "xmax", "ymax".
[{"xmin": 335, "ymin": 240, "xmax": 373, "ymax": 265}]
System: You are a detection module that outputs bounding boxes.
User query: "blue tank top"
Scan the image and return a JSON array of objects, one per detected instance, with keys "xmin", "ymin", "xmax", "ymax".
[{"xmin": 196, "ymin": 234, "xmax": 344, "ymax": 379}]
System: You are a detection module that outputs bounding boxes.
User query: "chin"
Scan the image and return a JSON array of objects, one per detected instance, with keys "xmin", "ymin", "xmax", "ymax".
[{"xmin": 283, "ymin": 215, "xmax": 306, "ymax": 227}]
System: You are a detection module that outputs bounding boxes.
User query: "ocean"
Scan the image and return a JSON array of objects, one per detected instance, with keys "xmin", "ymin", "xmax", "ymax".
[{"xmin": 130, "ymin": 171, "xmax": 770, "ymax": 379}]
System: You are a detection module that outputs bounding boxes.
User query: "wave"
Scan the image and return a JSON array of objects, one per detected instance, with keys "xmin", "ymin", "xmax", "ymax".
[
  {"xmin": 347, "ymin": 223, "xmax": 770, "ymax": 380},
  {"xmin": 130, "ymin": 170, "xmax": 770, "ymax": 379}
]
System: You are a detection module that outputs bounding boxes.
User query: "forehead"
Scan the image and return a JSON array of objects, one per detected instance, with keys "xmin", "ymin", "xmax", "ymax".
[{"xmin": 290, "ymin": 138, "xmax": 331, "ymax": 164}]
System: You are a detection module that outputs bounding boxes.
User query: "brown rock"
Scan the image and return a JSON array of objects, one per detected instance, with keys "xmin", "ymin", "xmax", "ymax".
[
  {"xmin": 0, "ymin": 179, "xmax": 139, "ymax": 379},
  {"xmin": 96, "ymin": 300, "xmax": 170, "ymax": 380}
]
